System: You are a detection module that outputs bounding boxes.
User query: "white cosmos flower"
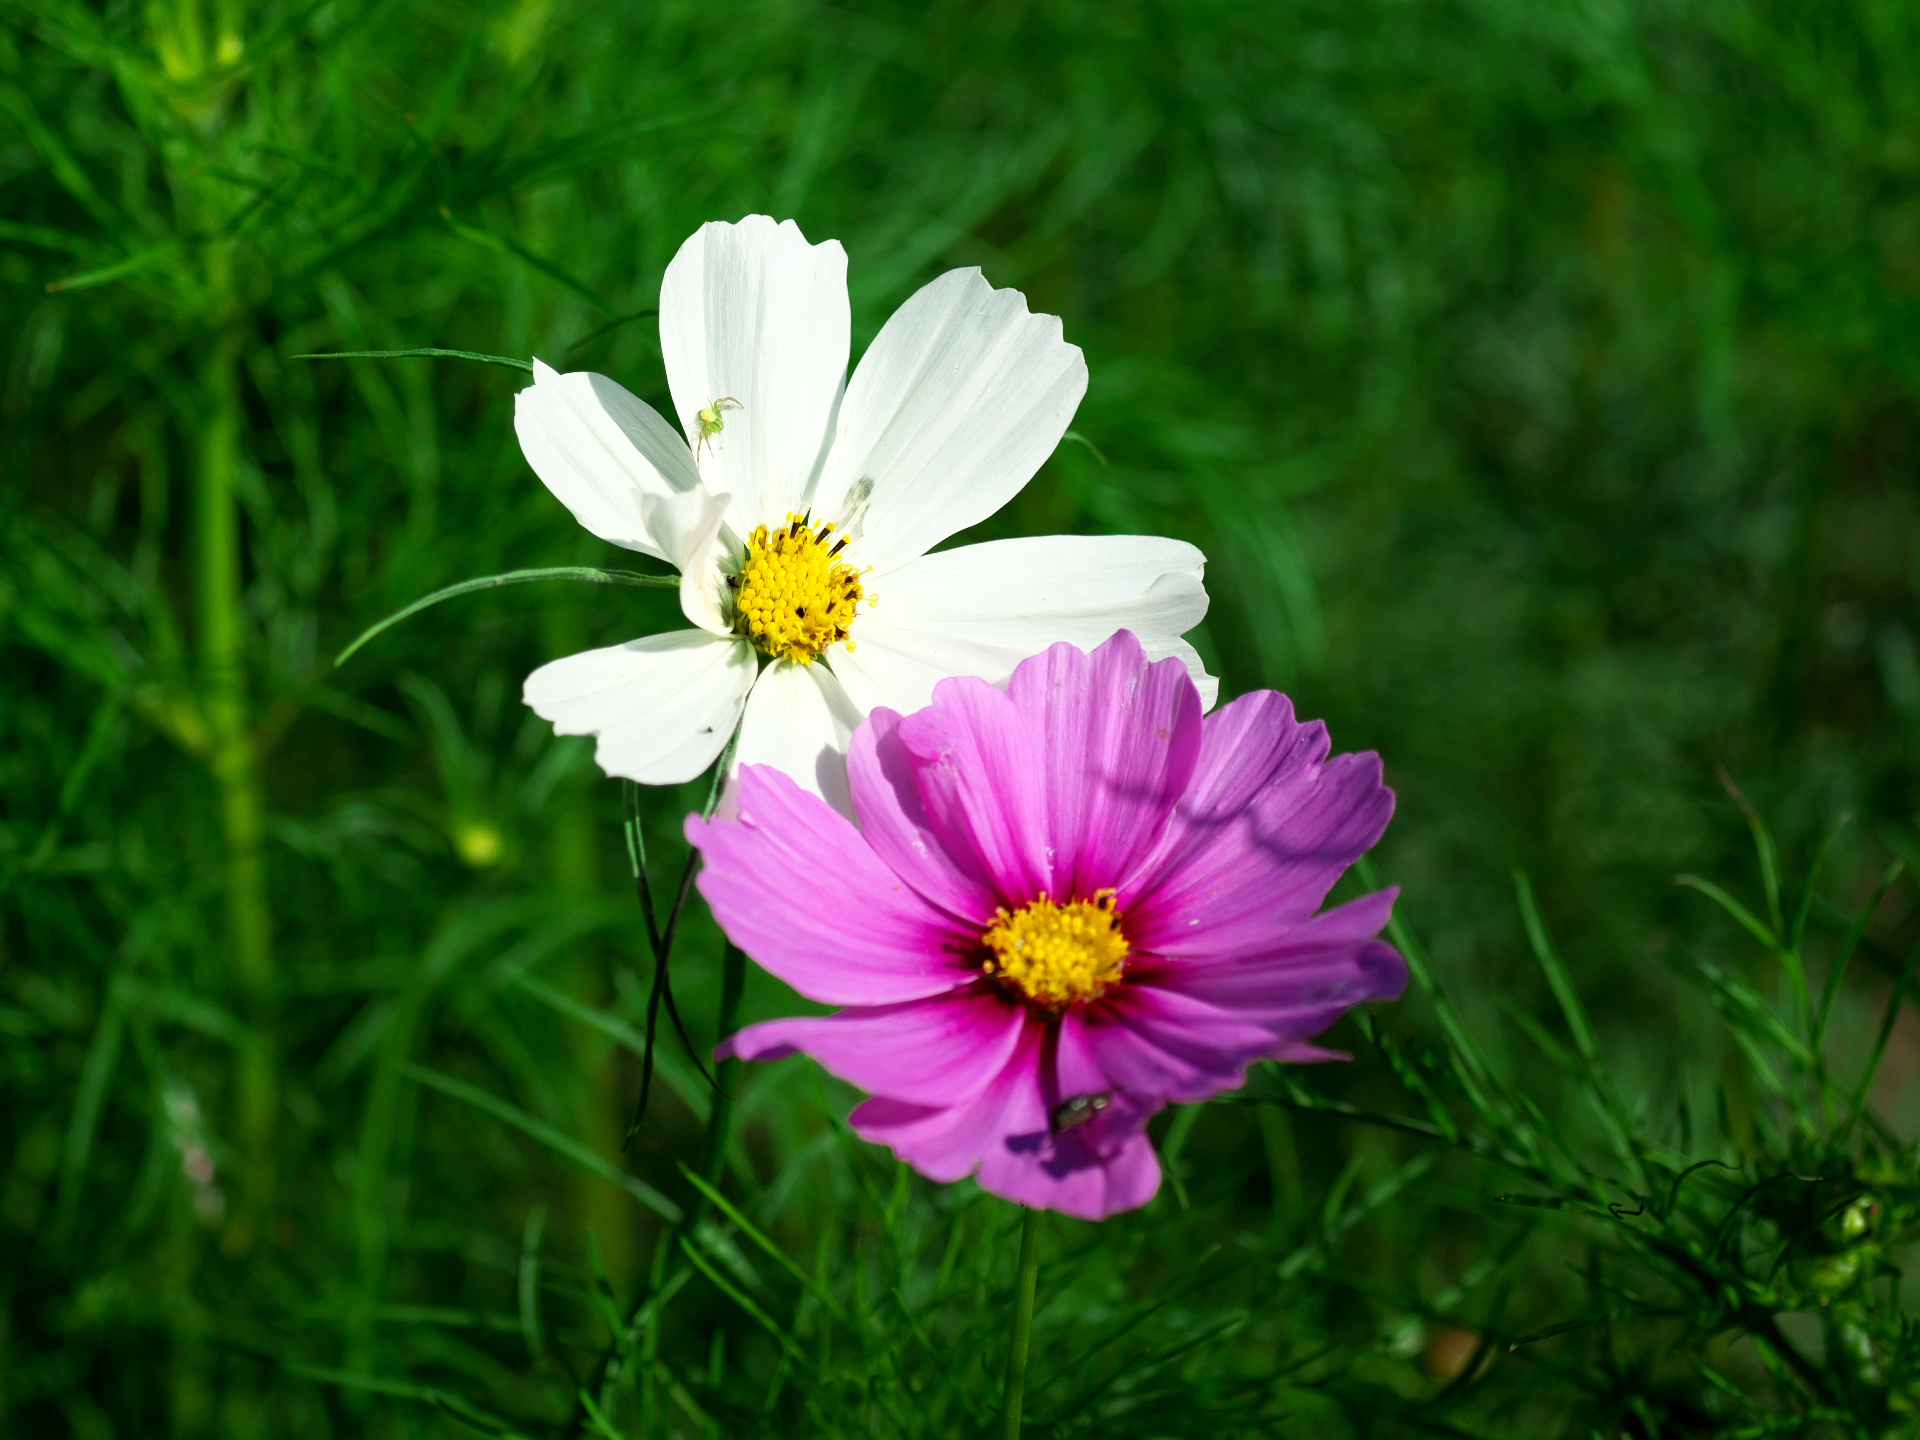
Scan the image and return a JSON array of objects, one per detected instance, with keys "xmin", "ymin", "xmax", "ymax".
[{"xmin": 517, "ymin": 214, "xmax": 1217, "ymax": 811}]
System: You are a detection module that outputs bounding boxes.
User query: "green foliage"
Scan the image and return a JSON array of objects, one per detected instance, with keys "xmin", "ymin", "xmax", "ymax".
[{"xmin": 5, "ymin": 0, "xmax": 1920, "ymax": 1435}]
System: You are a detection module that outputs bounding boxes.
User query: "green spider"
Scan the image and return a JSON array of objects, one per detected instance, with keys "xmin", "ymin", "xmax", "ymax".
[{"xmin": 694, "ymin": 396, "xmax": 742, "ymax": 462}]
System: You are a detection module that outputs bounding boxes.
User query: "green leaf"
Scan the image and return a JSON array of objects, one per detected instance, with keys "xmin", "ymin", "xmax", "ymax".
[
  {"xmin": 1516, "ymin": 871, "xmax": 1649, "ymax": 1190},
  {"xmin": 1789, "ymin": 814, "xmax": 1849, "ymax": 950},
  {"xmin": 1355, "ymin": 1011, "xmax": 1461, "ymax": 1142},
  {"xmin": 1816, "ymin": 858, "xmax": 1902, "ymax": 1048},
  {"xmin": 1842, "ymin": 936, "xmax": 1920, "ymax": 1140},
  {"xmin": 1687, "ymin": 957, "xmax": 1815, "ymax": 1068},
  {"xmin": 1060, "ymin": 429, "xmax": 1109, "ymax": 465},
  {"xmin": 677, "ymin": 1235, "xmax": 812, "ymax": 1370},
  {"xmin": 1354, "ymin": 855, "xmax": 1510, "ymax": 1126},
  {"xmin": 404, "ymin": 1062, "xmax": 681, "ymax": 1222},
  {"xmin": 0, "ymin": 218, "xmax": 92, "ymax": 254},
  {"xmin": 280, "ymin": 1363, "xmax": 535, "ymax": 1436},
  {"xmin": 1674, "ymin": 874, "xmax": 1786, "ymax": 958},
  {"xmin": 56, "ymin": 973, "xmax": 129, "ymax": 1238},
  {"xmin": 678, "ymin": 1166, "xmax": 848, "ymax": 1324},
  {"xmin": 518, "ymin": 1203, "xmax": 551, "ymax": 1377},
  {"xmin": 575, "ymin": 1389, "xmax": 627, "ymax": 1440},
  {"xmin": 1278, "ymin": 1151, "xmax": 1435, "ymax": 1280},
  {"xmin": 510, "ymin": 971, "xmax": 712, "ymax": 1124},
  {"xmin": 45, "ymin": 241, "xmax": 183, "ymax": 293},
  {"xmin": 1718, "ymin": 766, "xmax": 1784, "ymax": 935},
  {"xmin": 441, "ymin": 209, "xmax": 617, "ymax": 315}
]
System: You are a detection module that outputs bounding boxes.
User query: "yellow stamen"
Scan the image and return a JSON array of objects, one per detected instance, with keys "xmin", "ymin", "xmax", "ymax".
[
  {"xmin": 731, "ymin": 513, "xmax": 865, "ymax": 664},
  {"xmin": 982, "ymin": 890, "xmax": 1129, "ymax": 1009}
]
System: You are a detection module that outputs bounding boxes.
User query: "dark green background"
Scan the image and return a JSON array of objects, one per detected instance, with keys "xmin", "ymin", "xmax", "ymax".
[{"xmin": 5, "ymin": 0, "xmax": 1918, "ymax": 1434}]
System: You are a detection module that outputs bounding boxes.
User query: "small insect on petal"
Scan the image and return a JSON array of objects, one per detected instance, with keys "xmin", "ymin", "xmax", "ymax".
[
  {"xmin": 693, "ymin": 397, "xmax": 743, "ymax": 462},
  {"xmin": 1050, "ymin": 1091, "xmax": 1112, "ymax": 1135}
]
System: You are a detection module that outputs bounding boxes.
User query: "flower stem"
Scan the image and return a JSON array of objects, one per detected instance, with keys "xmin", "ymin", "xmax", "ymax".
[
  {"xmin": 694, "ymin": 943, "xmax": 747, "ymax": 1201},
  {"xmin": 1002, "ymin": 1206, "xmax": 1042, "ymax": 1440},
  {"xmin": 196, "ymin": 329, "xmax": 276, "ymax": 1241}
]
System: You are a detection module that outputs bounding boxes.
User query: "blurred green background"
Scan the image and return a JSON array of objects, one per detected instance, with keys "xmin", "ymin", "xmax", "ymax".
[{"xmin": 6, "ymin": 0, "xmax": 1920, "ymax": 1434}]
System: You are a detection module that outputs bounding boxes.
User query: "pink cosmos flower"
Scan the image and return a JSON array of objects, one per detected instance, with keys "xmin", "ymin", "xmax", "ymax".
[{"xmin": 685, "ymin": 630, "xmax": 1405, "ymax": 1219}]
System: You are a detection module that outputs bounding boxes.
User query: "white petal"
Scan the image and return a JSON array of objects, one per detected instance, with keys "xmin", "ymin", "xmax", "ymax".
[
  {"xmin": 660, "ymin": 217, "xmax": 849, "ymax": 533},
  {"xmin": 514, "ymin": 360, "xmax": 703, "ymax": 558},
  {"xmin": 831, "ymin": 534, "xmax": 1218, "ymax": 714},
  {"xmin": 640, "ymin": 489, "xmax": 734, "ymax": 635},
  {"xmin": 732, "ymin": 659, "xmax": 862, "ymax": 817},
  {"xmin": 809, "ymin": 268, "xmax": 1087, "ymax": 566},
  {"xmin": 524, "ymin": 630, "xmax": 756, "ymax": 785}
]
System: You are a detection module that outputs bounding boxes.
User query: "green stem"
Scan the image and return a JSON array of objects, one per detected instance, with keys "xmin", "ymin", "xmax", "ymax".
[
  {"xmin": 573, "ymin": 878, "xmax": 747, "ymax": 1436},
  {"xmin": 694, "ymin": 943, "xmax": 747, "ymax": 1203},
  {"xmin": 195, "ymin": 328, "xmax": 276, "ymax": 1237},
  {"xmin": 1002, "ymin": 1206, "xmax": 1042, "ymax": 1440},
  {"xmin": 196, "ymin": 332, "xmax": 270, "ymax": 990}
]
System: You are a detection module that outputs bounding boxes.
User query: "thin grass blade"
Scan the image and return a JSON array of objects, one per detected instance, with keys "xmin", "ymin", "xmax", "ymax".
[
  {"xmin": 404, "ymin": 1061, "xmax": 681, "ymax": 1222},
  {"xmin": 293, "ymin": 347, "xmax": 535, "ymax": 371},
  {"xmin": 334, "ymin": 567, "xmax": 674, "ymax": 665}
]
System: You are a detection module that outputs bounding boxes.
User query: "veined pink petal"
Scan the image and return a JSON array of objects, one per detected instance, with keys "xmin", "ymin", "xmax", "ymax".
[
  {"xmin": 1129, "ymin": 936, "xmax": 1407, "ymax": 1033},
  {"xmin": 1129, "ymin": 690, "xmax": 1326, "ymax": 881},
  {"xmin": 1127, "ymin": 698, "xmax": 1394, "ymax": 959},
  {"xmin": 716, "ymin": 985, "xmax": 1025, "ymax": 1108},
  {"xmin": 1139, "ymin": 886, "xmax": 1401, "ymax": 976},
  {"xmin": 847, "ymin": 706, "xmax": 1000, "ymax": 927},
  {"xmin": 892, "ymin": 675, "xmax": 1053, "ymax": 906},
  {"xmin": 1073, "ymin": 985, "xmax": 1292, "ymax": 1104},
  {"xmin": 687, "ymin": 765, "xmax": 976, "ymax": 1005},
  {"xmin": 1006, "ymin": 632, "xmax": 1202, "ymax": 901}
]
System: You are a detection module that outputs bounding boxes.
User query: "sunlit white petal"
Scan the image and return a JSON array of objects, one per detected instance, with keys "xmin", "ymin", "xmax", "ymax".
[
  {"xmin": 831, "ymin": 535, "xmax": 1216, "ymax": 715},
  {"xmin": 514, "ymin": 360, "xmax": 702, "ymax": 559},
  {"xmin": 660, "ymin": 217, "xmax": 849, "ymax": 533},
  {"xmin": 524, "ymin": 630, "xmax": 756, "ymax": 785},
  {"xmin": 810, "ymin": 268, "xmax": 1087, "ymax": 566},
  {"xmin": 734, "ymin": 660, "xmax": 862, "ymax": 816},
  {"xmin": 639, "ymin": 489, "xmax": 734, "ymax": 636}
]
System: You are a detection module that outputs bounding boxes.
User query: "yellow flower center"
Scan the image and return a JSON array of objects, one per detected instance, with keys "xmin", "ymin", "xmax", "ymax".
[
  {"xmin": 982, "ymin": 891, "xmax": 1130, "ymax": 1009},
  {"xmin": 729, "ymin": 514, "xmax": 865, "ymax": 665}
]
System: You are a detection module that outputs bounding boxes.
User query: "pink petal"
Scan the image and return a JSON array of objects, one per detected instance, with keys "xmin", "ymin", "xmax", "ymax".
[
  {"xmin": 846, "ymin": 706, "xmax": 1000, "ymax": 926},
  {"xmin": 687, "ymin": 765, "xmax": 977, "ymax": 1005},
  {"xmin": 1270, "ymin": 1041, "xmax": 1353, "ymax": 1063},
  {"xmin": 716, "ymin": 985, "xmax": 1026, "ymax": 1107},
  {"xmin": 977, "ymin": 1129, "xmax": 1162, "ymax": 1221},
  {"xmin": 891, "ymin": 675, "xmax": 1054, "ymax": 906},
  {"xmin": 1131, "ymin": 934, "xmax": 1407, "ymax": 1032},
  {"xmin": 1134, "ymin": 885, "xmax": 1397, "ymax": 973},
  {"xmin": 1074, "ymin": 985, "xmax": 1302, "ymax": 1103},
  {"xmin": 1127, "ymin": 693, "xmax": 1394, "ymax": 959},
  {"xmin": 1150, "ymin": 690, "xmax": 1328, "ymax": 853},
  {"xmin": 1004, "ymin": 632, "xmax": 1202, "ymax": 901},
  {"xmin": 850, "ymin": 1014, "xmax": 1166, "ymax": 1219},
  {"xmin": 849, "ymin": 1019, "xmax": 1050, "ymax": 1182}
]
